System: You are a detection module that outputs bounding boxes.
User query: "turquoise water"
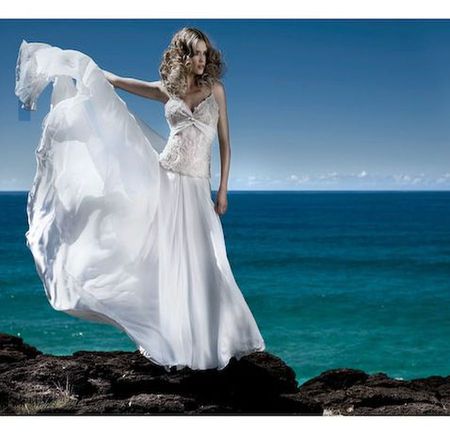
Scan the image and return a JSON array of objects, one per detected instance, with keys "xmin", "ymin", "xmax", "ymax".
[{"xmin": 1, "ymin": 191, "xmax": 449, "ymax": 386}]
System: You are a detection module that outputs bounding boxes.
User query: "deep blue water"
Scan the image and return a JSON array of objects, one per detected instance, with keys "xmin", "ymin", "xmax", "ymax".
[{"xmin": 1, "ymin": 191, "xmax": 449, "ymax": 386}]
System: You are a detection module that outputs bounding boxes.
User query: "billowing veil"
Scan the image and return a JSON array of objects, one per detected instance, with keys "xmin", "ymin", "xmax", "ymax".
[{"xmin": 15, "ymin": 39, "xmax": 168, "ymax": 337}]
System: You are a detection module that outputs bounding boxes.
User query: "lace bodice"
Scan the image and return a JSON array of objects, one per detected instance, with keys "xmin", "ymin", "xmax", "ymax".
[{"xmin": 158, "ymin": 92, "xmax": 219, "ymax": 179}]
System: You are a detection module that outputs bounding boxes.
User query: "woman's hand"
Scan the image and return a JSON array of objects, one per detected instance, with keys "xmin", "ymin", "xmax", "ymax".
[{"xmin": 214, "ymin": 187, "xmax": 228, "ymax": 216}]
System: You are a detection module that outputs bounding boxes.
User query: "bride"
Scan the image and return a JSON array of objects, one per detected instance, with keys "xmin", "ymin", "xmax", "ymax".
[{"xmin": 15, "ymin": 26, "xmax": 266, "ymax": 372}]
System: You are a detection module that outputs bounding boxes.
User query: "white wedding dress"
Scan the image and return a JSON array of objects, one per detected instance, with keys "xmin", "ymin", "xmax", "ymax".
[{"xmin": 15, "ymin": 40, "xmax": 265, "ymax": 371}]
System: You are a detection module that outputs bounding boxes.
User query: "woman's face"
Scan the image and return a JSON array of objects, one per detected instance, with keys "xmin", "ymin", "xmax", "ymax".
[{"xmin": 190, "ymin": 39, "xmax": 207, "ymax": 75}]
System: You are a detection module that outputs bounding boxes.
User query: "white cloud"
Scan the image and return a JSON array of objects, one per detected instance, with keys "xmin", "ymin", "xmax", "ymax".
[
  {"xmin": 393, "ymin": 174, "xmax": 412, "ymax": 183},
  {"xmin": 0, "ymin": 177, "xmax": 20, "ymax": 190},
  {"xmin": 213, "ymin": 171, "xmax": 450, "ymax": 191},
  {"xmin": 318, "ymin": 171, "xmax": 339, "ymax": 180},
  {"xmin": 357, "ymin": 170, "xmax": 367, "ymax": 178},
  {"xmin": 436, "ymin": 173, "xmax": 450, "ymax": 184},
  {"xmin": 287, "ymin": 174, "xmax": 310, "ymax": 184}
]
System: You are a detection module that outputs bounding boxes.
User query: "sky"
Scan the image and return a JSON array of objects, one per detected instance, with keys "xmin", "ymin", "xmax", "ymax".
[{"xmin": 1, "ymin": 18, "xmax": 450, "ymax": 191}]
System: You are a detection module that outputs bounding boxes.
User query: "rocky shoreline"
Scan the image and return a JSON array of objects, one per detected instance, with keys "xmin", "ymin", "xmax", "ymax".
[{"xmin": 0, "ymin": 332, "xmax": 448, "ymax": 415}]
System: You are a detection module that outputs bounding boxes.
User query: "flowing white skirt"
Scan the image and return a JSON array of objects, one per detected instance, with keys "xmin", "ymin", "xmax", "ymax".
[{"xmin": 15, "ymin": 40, "xmax": 266, "ymax": 371}]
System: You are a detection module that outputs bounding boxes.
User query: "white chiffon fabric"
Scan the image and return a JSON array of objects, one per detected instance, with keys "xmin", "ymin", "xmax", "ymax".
[{"xmin": 15, "ymin": 40, "xmax": 266, "ymax": 371}]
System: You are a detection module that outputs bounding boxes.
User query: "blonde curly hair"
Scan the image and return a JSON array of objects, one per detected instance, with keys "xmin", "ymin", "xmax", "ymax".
[{"xmin": 159, "ymin": 27, "xmax": 226, "ymax": 98}]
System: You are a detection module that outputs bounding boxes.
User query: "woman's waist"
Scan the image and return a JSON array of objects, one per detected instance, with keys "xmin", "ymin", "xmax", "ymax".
[{"xmin": 158, "ymin": 159, "xmax": 211, "ymax": 179}]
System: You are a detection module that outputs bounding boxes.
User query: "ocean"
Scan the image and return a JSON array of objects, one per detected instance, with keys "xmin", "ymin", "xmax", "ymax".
[{"xmin": 1, "ymin": 190, "xmax": 449, "ymax": 386}]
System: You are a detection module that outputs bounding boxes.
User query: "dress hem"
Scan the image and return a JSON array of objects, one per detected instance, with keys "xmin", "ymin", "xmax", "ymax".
[{"xmin": 138, "ymin": 342, "xmax": 266, "ymax": 373}]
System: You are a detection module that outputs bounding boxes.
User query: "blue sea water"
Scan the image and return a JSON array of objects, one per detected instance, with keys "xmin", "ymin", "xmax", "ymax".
[{"xmin": 0, "ymin": 190, "xmax": 449, "ymax": 386}]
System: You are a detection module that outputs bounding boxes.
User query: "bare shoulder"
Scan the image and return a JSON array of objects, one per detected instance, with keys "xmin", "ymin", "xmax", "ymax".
[
  {"xmin": 212, "ymin": 80, "xmax": 225, "ymax": 96},
  {"xmin": 212, "ymin": 80, "xmax": 226, "ymax": 105}
]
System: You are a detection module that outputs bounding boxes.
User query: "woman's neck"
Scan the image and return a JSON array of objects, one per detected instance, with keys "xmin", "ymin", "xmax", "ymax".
[{"xmin": 186, "ymin": 75, "xmax": 196, "ymax": 91}]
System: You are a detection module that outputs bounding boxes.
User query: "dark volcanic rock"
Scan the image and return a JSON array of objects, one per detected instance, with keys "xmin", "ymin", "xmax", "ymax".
[
  {"xmin": 296, "ymin": 368, "xmax": 450, "ymax": 415},
  {"xmin": 0, "ymin": 333, "xmax": 448, "ymax": 415},
  {"xmin": 0, "ymin": 333, "xmax": 42, "ymax": 364}
]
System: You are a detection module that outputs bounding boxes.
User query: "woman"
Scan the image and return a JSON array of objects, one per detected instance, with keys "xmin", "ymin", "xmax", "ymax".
[
  {"xmin": 103, "ymin": 28, "xmax": 229, "ymax": 216},
  {"xmin": 15, "ymin": 26, "xmax": 265, "ymax": 372}
]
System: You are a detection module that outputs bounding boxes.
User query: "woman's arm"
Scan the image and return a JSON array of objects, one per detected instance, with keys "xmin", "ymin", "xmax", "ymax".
[
  {"xmin": 102, "ymin": 70, "xmax": 167, "ymax": 102},
  {"xmin": 213, "ymin": 81, "xmax": 231, "ymax": 216}
]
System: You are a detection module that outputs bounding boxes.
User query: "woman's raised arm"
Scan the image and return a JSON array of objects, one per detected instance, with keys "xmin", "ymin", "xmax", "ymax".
[{"xmin": 102, "ymin": 70, "xmax": 167, "ymax": 102}]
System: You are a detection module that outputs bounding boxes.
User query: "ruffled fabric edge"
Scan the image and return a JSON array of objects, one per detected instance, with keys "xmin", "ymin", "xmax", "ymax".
[
  {"xmin": 138, "ymin": 343, "xmax": 266, "ymax": 373},
  {"xmin": 15, "ymin": 40, "xmax": 51, "ymax": 111}
]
